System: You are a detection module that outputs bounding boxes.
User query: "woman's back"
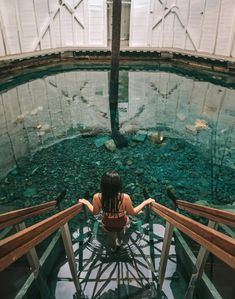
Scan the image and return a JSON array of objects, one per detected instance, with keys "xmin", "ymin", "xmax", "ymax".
[{"xmin": 93, "ymin": 192, "xmax": 128, "ymax": 218}]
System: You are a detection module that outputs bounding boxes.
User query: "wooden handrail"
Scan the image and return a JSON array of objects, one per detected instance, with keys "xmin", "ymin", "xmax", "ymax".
[
  {"xmin": 0, "ymin": 190, "xmax": 66, "ymax": 230},
  {"xmin": 150, "ymin": 202, "xmax": 235, "ymax": 269},
  {"xmin": 0, "ymin": 201, "xmax": 56, "ymax": 230},
  {"xmin": 176, "ymin": 200, "xmax": 235, "ymax": 227},
  {"xmin": 0, "ymin": 202, "xmax": 82, "ymax": 272}
]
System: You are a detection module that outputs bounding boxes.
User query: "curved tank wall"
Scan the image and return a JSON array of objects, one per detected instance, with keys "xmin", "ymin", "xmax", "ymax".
[
  {"xmin": 0, "ymin": 69, "xmax": 235, "ymax": 178},
  {"xmin": 0, "ymin": 0, "xmax": 235, "ymax": 58}
]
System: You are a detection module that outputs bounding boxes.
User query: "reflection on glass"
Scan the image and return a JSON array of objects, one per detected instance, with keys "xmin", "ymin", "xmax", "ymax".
[{"xmin": 0, "ymin": 70, "xmax": 235, "ymax": 178}]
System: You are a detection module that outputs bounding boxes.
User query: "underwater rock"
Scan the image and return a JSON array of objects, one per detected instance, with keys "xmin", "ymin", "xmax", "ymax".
[
  {"xmin": 23, "ymin": 187, "xmax": 37, "ymax": 198},
  {"xmin": 134, "ymin": 169, "xmax": 144, "ymax": 176},
  {"xmin": 37, "ymin": 123, "xmax": 50, "ymax": 136},
  {"xmin": 4, "ymin": 178, "xmax": 10, "ymax": 185},
  {"xmin": 15, "ymin": 114, "xmax": 26, "ymax": 124},
  {"xmin": 194, "ymin": 119, "xmax": 208, "ymax": 130},
  {"xmin": 37, "ymin": 131, "xmax": 45, "ymax": 137},
  {"xmin": 94, "ymin": 136, "xmax": 110, "ymax": 147},
  {"xmin": 150, "ymin": 132, "xmax": 165, "ymax": 144},
  {"xmin": 40, "ymin": 124, "xmax": 50, "ymax": 133},
  {"xmin": 151, "ymin": 177, "xmax": 158, "ymax": 183},
  {"xmin": 31, "ymin": 106, "xmax": 43, "ymax": 116},
  {"xmin": 11, "ymin": 169, "xmax": 18, "ymax": 176},
  {"xmin": 186, "ymin": 125, "xmax": 197, "ymax": 135},
  {"xmin": 112, "ymin": 131, "xmax": 128, "ymax": 148},
  {"xmin": 120, "ymin": 124, "xmax": 139, "ymax": 134},
  {"xmin": 177, "ymin": 113, "xmax": 187, "ymax": 121},
  {"xmin": 126, "ymin": 160, "xmax": 133, "ymax": 166},
  {"xmin": 132, "ymin": 131, "xmax": 147, "ymax": 142},
  {"xmin": 105, "ymin": 139, "xmax": 116, "ymax": 152}
]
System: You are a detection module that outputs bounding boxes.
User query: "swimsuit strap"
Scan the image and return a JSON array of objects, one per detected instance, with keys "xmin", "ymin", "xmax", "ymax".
[{"xmin": 99, "ymin": 192, "xmax": 125, "ymax": 217}]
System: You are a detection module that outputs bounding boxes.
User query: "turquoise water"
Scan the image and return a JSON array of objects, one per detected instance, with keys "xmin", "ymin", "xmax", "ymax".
[
  {"xmin": 0, "ymin": 64, "xmax": 235, "ymax": 298},
  {"xmin": 1, "ymin": 66, "xmax": 234, "ymax": 208}
]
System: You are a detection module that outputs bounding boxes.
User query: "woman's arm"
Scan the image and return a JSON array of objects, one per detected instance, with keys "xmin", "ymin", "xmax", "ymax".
[
  {"xmin": 79, "ymin": 198, "xmax": 94, "ymax": 213},
  {"xmin": 79, "ymin": 193, "xmax": 101, "ymax": 215},
  {"xmin": 124, "ymin": 194, "xmax": 155, "ymax": 216}
]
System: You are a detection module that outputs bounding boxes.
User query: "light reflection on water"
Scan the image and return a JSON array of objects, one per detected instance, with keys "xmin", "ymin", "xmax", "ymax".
[
  {"xmin": 0, "ymin": 67, "xmax": 235, "ymax": 298},
  {"xmin": 0, "ymin": 69, "xmax": 235, "ymax": 178}
]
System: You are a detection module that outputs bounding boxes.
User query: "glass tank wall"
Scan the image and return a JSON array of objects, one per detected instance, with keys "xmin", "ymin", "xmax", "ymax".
[{"xmin": 0, "ymin": 68, "xmax": 234, "ymax": 205}]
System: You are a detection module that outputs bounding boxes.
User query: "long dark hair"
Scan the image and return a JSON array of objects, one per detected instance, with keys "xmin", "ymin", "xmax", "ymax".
[{"xmin": 100, "ymin": 170, "xmax": 122, "ymax": 215}]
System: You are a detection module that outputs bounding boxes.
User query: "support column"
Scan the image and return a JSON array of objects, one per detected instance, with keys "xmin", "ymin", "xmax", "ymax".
[
  {"xmin": 61, "ymin": 223, "xmax": 81, "ymax": 295},
  {"xmin": 158, "ymin": 221, "xmax": 174, "ymax": 290},
  {"xmin": 16, "ymin": 222, "xmax": 54, "ymax": 299},
  {"xmin": 109, "ymin": 0, "xmax": 127, "ymax": 148},
  {"xmin": 15, "ymin": 222, "xmax": 40, "ymax": 276},
  {"xmin": 185, "ymin": 220, "xmax": 217, "ymax": 299}
]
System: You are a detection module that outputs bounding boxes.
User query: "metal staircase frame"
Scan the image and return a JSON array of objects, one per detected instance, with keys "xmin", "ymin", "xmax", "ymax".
[{"xmin": 0, "ymin": 198, "xmax": 234, "ymax": 298}]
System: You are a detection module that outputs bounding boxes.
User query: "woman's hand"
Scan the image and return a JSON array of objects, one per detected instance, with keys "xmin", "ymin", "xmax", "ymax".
[
  {"xmin": 79, "ymin": 198, "xmax": 89, "ymax": 205},
  {"xmin": 144, "ymin": 198, "xmax": 155, "ymax": 206},
  {"xmin": 78, "ymin": 198, "xmax": 94, "ymax": 213}
]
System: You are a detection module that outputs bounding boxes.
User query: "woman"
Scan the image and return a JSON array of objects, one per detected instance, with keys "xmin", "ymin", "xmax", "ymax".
[{"xmin": 79, "ymin": 170, "xmax": 155, "ymax": 249}]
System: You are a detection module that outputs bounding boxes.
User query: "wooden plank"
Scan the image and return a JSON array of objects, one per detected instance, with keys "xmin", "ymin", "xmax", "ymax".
[
  {"xmin": 129, "ymin": 0, "xmax": 150, "ymax": 47},
  {"xmin": 215, "ymin": 0, "xmax": 235, "ymax": 56},
  {"xmin": 199, "ymin": 0, "xmax": 220, "ymax": 53},
  {"xmin": 186, "ymin": 0, "xmax": 205, "ymax": 51},
  {"xmin": 0, "ymin": 190, "xmax": 66, "ymax": 229},
  {"xmin": 109, "ymin": 0, "xmax": 121, "ymax": 134},
  {"xmin": 177, "ymin": 200, "xmax": 235, "ymax": 227},
  {"xmin": 0, "ymin": 200, "xmax": 56, "ymax": 229},
  {"xmin": 151, "ymin": 203, "xmax": 235, "ymax": 269},
  {"xmin": 87, "ymin": 0, "xmax": 106, "ymax": 46},
  {"xmin": 0, "ymin": 203, "xmax": 82, "ymax": 271}
]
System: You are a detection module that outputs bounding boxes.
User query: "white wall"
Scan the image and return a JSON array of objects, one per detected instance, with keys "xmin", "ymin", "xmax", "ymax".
[
  {"xmin": 1, "ymin": 0, "xmax": 235, "ymax": 59},
  {"xmin": 0, "ymin": 0, "xmax": 107, "ymax": 57},
  {"xmin": 130, "ymin": 0, "xmax": 235, "ymax": 58}
]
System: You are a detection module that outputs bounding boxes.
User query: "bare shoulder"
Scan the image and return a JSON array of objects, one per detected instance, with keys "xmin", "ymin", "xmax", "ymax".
[
  {"xmin": 122, "ymin": 193, "xmax": 131, "ymax": 203},
  {"xmin": 122, "ymin": 193, "xmax": 130, "ymax": 198},
  {"xmin": 93, "ymin": 193, "xmax": 100, "ymax": 200}
]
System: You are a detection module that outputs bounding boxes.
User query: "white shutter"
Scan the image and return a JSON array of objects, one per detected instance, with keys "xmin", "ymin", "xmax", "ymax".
[
  {"xmin": 130, "ymin": 0, "xmax": 150, "ymax": 47},
  {"xmin": 172, "ymin": 0, "xmax": 190, "ymax": 49},
  {"xmin": 87, "ymin": 0, "xmax": 107, "ymax": 46},
  {"xmin": 185, "ymin": 0, "xmax": 205, "ymax": 51},
  {"xmin": 215, "ymin": 0, "xmax": 235, "ymax": 56},
  {"xmin": 1, "ymin": 0, "xmax": 21, "ymax": 54},
  {"xmin": 199, "ymin": 0, "xmax": 220, "ymax": 54},
  {"xmin": 18, "ymin": 0, "xmax": 38, "ymax": 52}
]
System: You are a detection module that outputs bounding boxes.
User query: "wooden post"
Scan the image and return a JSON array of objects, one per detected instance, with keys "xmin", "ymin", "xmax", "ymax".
[
  {"xmin": 109, "ymin": 0, "xmax": 128, "ymax": 148},
  {"xmin": 158, "ymin": 222, "xmax": 174, "ymax": 290},
  {"xmin": 109, "ymin": 0, "xmax": 121, "ymax": 133},
  {"xmin": 185, "ymin": 220, "xmax": 217, "ymax": 299},
  {"xmin": 61, "ymin": 223, "xmax": 81, "ymax": 295},
  {"xmin": 16, "ymin": 222, "xmax": 54, "ymax": 299},
  {"xmin": 15, "ymin": 222, "xmax": 40, "ymax": 276}
]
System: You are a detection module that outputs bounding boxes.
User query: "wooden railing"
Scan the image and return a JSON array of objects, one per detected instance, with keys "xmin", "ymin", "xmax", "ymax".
[
  {"xmin": 150, "ymin": 201, "xmax": 235, "ymax": 298},
  {"xmin": 0, "ymin": 190, "xmax": 66, "ymax": 230},
  {"xmin": 1, "ymin": 196, "xmax": 234, "ymax": 298},
  {"xmin": 176, "ymin": 200, "xmax": 235, "ymax": 227},
  {"xmin": 0, "ymin": 202, "xmax": 82, "ymax": 272},
  {"xmin": 0, "ymin": 202, "xmax": 83, "ymax": 296},
  {"xmin": 150, "ymin": 202, "xmax": 235, "ymax": 268}
]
